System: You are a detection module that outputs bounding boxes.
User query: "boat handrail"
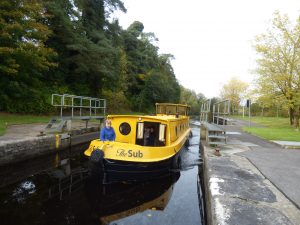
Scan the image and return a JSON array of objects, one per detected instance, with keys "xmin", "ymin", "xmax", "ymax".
[{"xmin": 155, "ymin": 103, "xmax": 190, "ymax": 116}]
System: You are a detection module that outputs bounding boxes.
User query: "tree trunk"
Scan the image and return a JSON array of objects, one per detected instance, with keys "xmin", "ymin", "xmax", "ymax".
[
  {"xmin": 293, "ymin": 107, "xmax": 300, "ymax": 131},
  {"xmin": 289, "ymin": 107, "xmax": 294, "ymax": 125}
]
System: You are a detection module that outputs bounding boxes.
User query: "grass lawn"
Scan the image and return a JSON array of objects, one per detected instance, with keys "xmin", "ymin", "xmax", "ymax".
[
  {"xmin": 0, "ymin": 113, "xmax": 52, "ymax": 136},
  {"xmin": 230, "ymin": 116, "xmax": 300, "ymax": 142}
]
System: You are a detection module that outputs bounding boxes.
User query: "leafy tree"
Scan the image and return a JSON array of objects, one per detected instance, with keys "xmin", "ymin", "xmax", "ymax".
[
  {"xmin": 254, "ymin": 11, "xmax": 300, "ymax": 129},
  {"xmin": 0, "ymin": 0, "xmax": 184, "ymax": 114},
  {"xmin": 120, "ymin": 21, "xmax": 180, "ymax": 111},
  {"xmin": 180, "ymin": 86, "xmax": 206, "ymax": 115},
  {"xmin": 0, "ymin": 0, "xmax": 57, "ymax": 112},
  {"xmin": 43, "ymin": 0, "xmax": 126, "ymax": 96},
  {"xmin": 138, "ymin": 55, "xmax": 180, "ymax": 112},
  {"xmin": 220, "ymin": 77, "xmax": 248, "ymax": 114}
]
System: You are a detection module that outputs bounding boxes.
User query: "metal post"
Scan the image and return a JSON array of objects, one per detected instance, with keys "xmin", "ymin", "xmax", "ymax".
[
  {"xmin": 217, "ymin": 104, "xmax": 220, "ymax": 125},
  {"xmin": 60, "ymin": 95, "xmax": 63, "ymax": 118},
  {"xmin": 223, "ymin": 101, "xmax": 226, "ymax": 125},
  {"xmin": 104, "ymin": 100, "xmax": 106, "ymax": 117},
  {"xmin": 249, "ymin": 100, "xmax": 251, "ymax": 127},
  {"xmin": 243, "ymin": 106, "xmax": 245, "ymax": 118},
  {"xmin": 89, "ymin": 99, "xmax": 91, "ymax": 117},
  {"xmin": 71, "ymin": 97, "xmax": 74, "ymax": 117},
  {"xmin": 213, "ymin": 104, "xmax": 216, "ymax": 123},
  {"xmin": 80, "ymin": 98, "xmax": 82, "ymax": 117},
  {"xmin": 203, "ymin": 103, "xmax": 206, "ymax": 122}
]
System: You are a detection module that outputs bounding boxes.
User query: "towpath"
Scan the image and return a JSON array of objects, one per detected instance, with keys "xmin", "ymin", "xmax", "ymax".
[
  {"xmin": 0, "ymin": 121, "xmax": 100, "ymax": 142},
  {"xmin": 226, "ymin": 120, "xmax": 300, "ymax": 209}
]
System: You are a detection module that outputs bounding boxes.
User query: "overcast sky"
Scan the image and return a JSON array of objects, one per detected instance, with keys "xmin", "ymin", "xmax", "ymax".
[{"xmin": 115, "ymin": 0, "xmax": 300, "ymax": 98}]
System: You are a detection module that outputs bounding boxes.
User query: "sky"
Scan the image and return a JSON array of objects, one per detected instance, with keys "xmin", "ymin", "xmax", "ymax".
[{"xmin": 114, "ymin": 0, "xmax": 300, "ymax": 98}]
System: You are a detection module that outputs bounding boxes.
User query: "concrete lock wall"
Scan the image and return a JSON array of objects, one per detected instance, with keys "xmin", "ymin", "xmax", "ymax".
[
  {"xmin": 200, "ymin": 141, "xmax": 213, "ymax": 225},
  {"xmin": 200, "ymin": 138, "xmax": 300, "ymax": 225},
  {"xmin": 0, "ymin": 127, "xmax": 100, "ymax": 166},
  {"xmin": 0, "ymin": 136, "xmax": 56, "ymax": 165}
]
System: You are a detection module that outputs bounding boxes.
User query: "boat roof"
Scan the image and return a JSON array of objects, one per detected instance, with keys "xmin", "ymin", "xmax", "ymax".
[
  {"xmin": 155, "ymin": 103, "xmax": 190, "ymax": 108},
  {"xmin": 107, "ymin": 114, "xmax": 188, "ymax": 122}
]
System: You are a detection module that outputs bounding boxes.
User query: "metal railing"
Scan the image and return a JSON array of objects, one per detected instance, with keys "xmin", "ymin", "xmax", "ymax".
[
  {"xmin": 212, "ymin": 100, "xmax": 230, "ymax": 125},
  {"xmin": 51, "ymin": 94, "xmax": 106, "ymax": 120},
  {"xmin": 200, "ymin": 99, "xmax": 211, "ymax": 123}
]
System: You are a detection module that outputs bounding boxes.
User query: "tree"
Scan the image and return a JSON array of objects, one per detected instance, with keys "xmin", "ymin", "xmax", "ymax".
[
  {"xmin": 44, "ymin": 0, "xmax": 126, "ymax": 96},
  {"xmin": 0, "ymin": 0, "xmax": 57, "ymax": 112},
  {"xmin": 180, "ymin": 86, "xmax": 206, "ymax": 115},
  {"xmin": 254, "ymin": 11, "xmax": 300, "ymax": 129},
  {"xmin": 120, "ymin": 21, "xmax": 180, "ymax": 111},
  {"xmin": 220, "ymin": 77, "xmax": 248, "ymax": 114},
  {"xmin": 0, "ymin": 0, "xmax": 184, "ymax": 114},
  {"xmin": 138, "ymin": 55, "xmax": 180, "ymax": 112}
]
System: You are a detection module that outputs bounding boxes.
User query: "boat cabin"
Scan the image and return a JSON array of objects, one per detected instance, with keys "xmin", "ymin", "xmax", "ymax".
[{"xmin": 108, "ymin": 103, "xmax": 190, "ymax": 148}]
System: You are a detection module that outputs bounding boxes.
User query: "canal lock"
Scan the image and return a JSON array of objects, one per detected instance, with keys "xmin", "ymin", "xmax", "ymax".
[{"xmin": 0, "ymin": 126, "xmax": 207, "ymax": 225}]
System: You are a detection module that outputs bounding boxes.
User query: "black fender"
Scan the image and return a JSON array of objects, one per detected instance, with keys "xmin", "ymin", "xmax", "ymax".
[
  {"xmin": 89, "ymin": 149, "xmax": 104, "ymax": 176},
  {"xmin": 90, "ymin": 149, "xmax": 104, "ymax": 164},
  {"xmin": 171, "ymin": 153, "xmax": 182, "ymax": 169}
]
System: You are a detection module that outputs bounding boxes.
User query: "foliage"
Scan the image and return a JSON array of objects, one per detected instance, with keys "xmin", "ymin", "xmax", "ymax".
[
  {"xmin": 220, "ymin": 76, "xmax": 248, "ymax": 114},
  {"xmin": 0, "ymin": 0, "xmax": 182, "ymax": 114},
  {"xmin": 180, "ymin": 86, "xmax": 206, "ymax": 115},
  {"xmin": 139, "ymin": 71, "xmax": 180, "ymax": 112},
  {"xmin": 121, "ymin": 22, "xmax": 180, "ymax": 111},
  {"xmin": 254, "ymin": 11, "xmax": 300, "ymax": 128},
  {"xmin": 102, "ymin": 90, "xmax": 130, "ymax": 113},
  {"xmin": 0, "ymin": 0, "xmax": 57, "ymax": 113}
]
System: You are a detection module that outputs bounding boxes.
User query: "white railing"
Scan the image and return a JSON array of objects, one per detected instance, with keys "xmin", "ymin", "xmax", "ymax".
[
  {"xmin": 212, "ymin": 100, "xmax": 230, "ymax": 125},
  {"xmin": 200, "ymin": 99, "xmax": 211, "ymax": 123},
  {"xmin": 51, "ymin": 94, "xmax": 106, "ymax": 119}
]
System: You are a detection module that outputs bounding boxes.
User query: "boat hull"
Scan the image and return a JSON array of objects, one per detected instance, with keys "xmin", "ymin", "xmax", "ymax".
[{"xmin": 89, "ymin": 149, "xmax": 183, "ymax": 183}]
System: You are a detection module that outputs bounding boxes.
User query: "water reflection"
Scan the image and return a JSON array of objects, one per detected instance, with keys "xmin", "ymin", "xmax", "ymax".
[
  {"xmin": 0, "ymin": 154, "xmax": 180, "ymax": 225},
  {"xmin": 87, "ymin": 172, "xmax": 179, "ymax": 224},
  {"xmin": 0, "ymin": 143, "xmax": 89, "ymax": 189}
]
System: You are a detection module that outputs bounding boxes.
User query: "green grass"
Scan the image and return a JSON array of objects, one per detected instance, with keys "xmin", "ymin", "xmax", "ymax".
[
  {"xmin": 0, "ymin": 113, "xmax": 52, "ymax": 136},
  {"xmin": 0, "ymin": 111, "xmax": 144, "ymax": 136},
  {"xmin": 230, "ymin": 115, "xmax": 300, "ymax": 142}
]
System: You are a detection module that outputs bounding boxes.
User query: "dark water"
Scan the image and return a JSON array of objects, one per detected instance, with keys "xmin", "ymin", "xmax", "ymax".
[{"xmin": 0, "ymin": 126, "xmax": 204, "ymax": 225}]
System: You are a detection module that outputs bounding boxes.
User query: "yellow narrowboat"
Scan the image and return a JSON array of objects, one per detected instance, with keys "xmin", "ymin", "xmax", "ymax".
[{"xmin": 84, "ymin": 103, "xmax": 192, "ymax": 181}]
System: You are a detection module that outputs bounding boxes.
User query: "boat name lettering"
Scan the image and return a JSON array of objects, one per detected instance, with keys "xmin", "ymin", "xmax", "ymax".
[
  {"xmin": 128, "ymin": 150, "xmax": 143, "ymax": 158},
  {"xmin": 116, "ymin": 149, "xmax": 143, "ymax": 158},
  {"xmin": 116, "ymin": 149, "xmax": 127, "ymax": 157}
]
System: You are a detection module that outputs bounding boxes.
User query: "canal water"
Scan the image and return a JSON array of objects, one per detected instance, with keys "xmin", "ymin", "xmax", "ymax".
[{"xmin": 0, "ymin": 126, "xmax": 204, "ymax": 225}]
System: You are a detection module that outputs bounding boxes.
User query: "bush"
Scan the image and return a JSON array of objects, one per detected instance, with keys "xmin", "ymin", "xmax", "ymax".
[{"xmin": 102, "ymin": 90, "xmax": 131, "ymax": 114}]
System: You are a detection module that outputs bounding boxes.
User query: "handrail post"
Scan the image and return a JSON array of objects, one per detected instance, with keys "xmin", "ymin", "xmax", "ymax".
[
  {"xmin": 212, "ymin": 104, "xmax": 214, "ymax": 124},
  {"xmin": 104, "ymin": 100, "xmax": 106, "ymax": 117},
  {"xmin": 217, "ymin": 104, "xmax": 220, "ymax": 125},
  {"xmin": 71, "ymin": 96, "xmax": 74, "ymax": 117},
  {"xmin": 60, "ymin": 95, "xmax": 63, "ymax": 118},
  {"xmin": 89, "ymin": 99, "xmax": 91, "ymax": 117},
  {"xmin": 80, "ymin": 98, "xmax": 82, "ymax": 117}
]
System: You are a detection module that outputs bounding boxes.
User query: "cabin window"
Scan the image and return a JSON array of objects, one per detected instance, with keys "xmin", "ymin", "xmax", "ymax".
[
  {"xmin": 119, "ymin": 122, "xmax": 131, "ymax": 135},
  {"xmin": 135, "ymin": 122, "xmax": 165, "ymax": 146},
  {"xmin": 159, "ymin": 124, "xmax": 166, "ymax": 142},
  {"xmin": 137, "ymin": 122, "xmax": 144, "ymax": 139}
]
